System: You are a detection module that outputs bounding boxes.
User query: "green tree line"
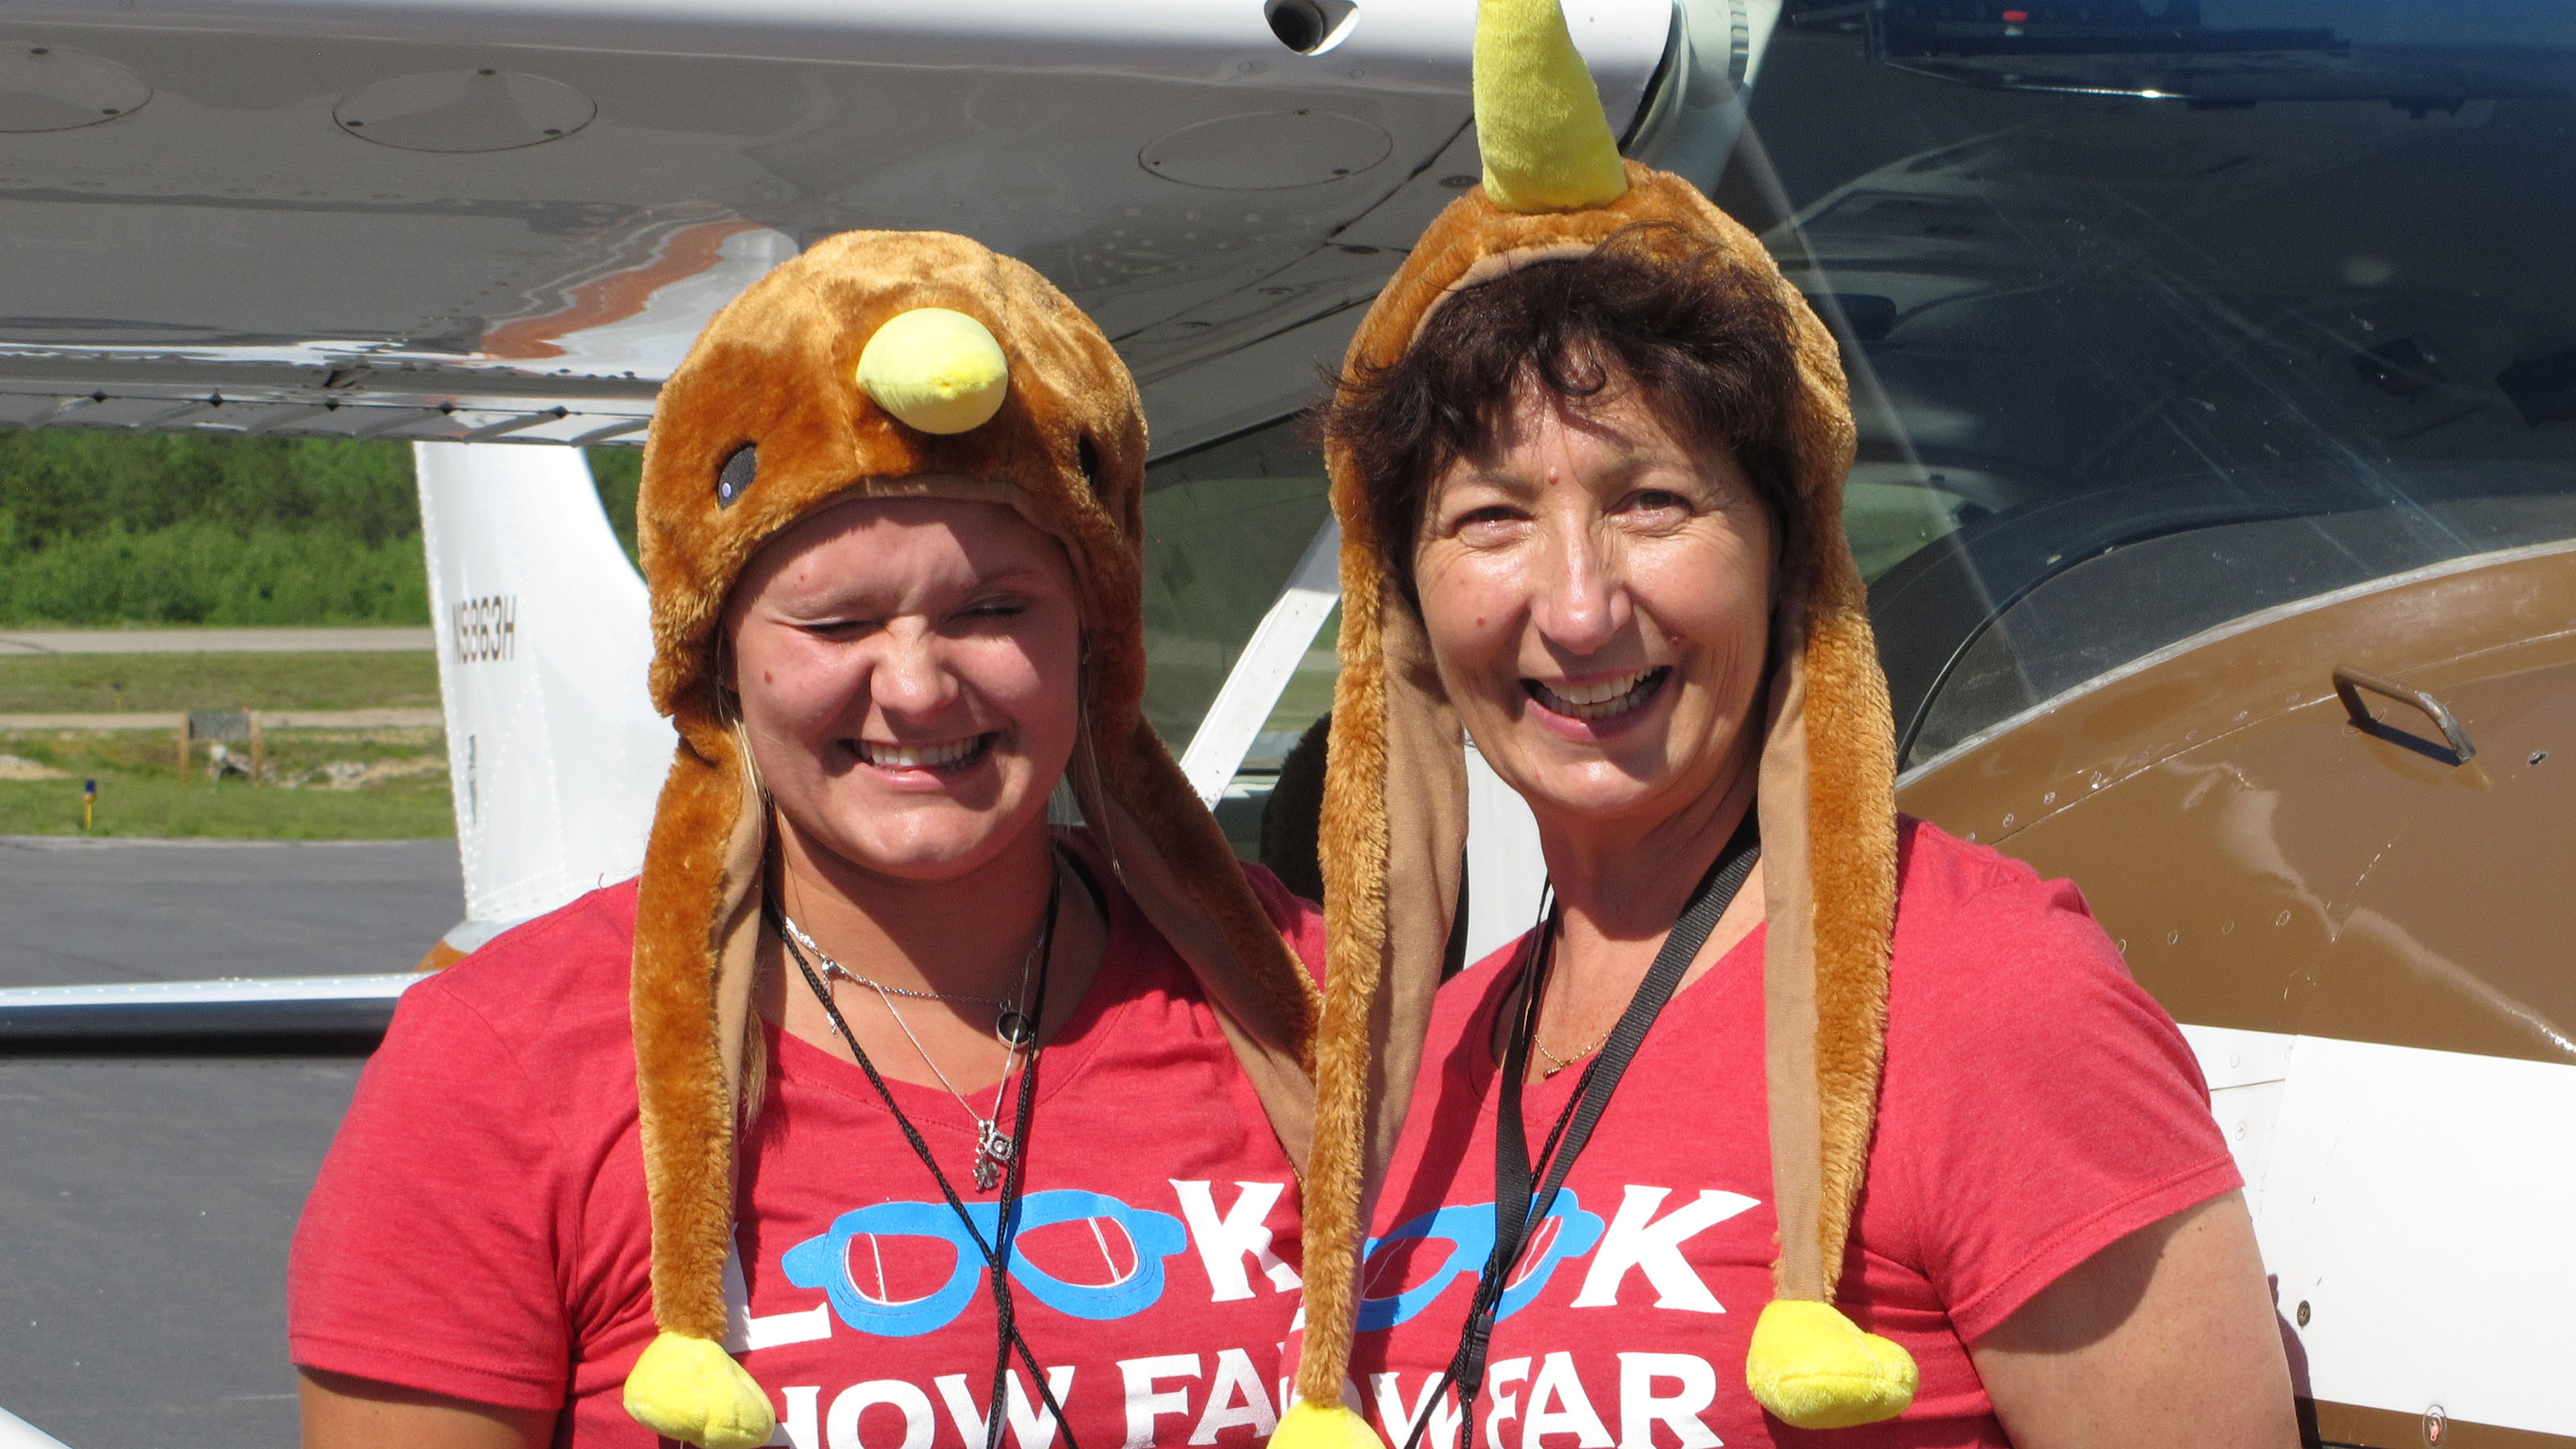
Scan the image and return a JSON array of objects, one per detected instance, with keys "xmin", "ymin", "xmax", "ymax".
[{"xmin": 0, "ymin": 429, "xmax": 643, "ymax": 626}]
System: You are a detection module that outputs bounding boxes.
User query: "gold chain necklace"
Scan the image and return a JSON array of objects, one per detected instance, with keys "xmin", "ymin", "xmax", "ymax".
[{"xmin": 1530, "ymin": 1022, "xmax": 1611, "ymax": 1077}]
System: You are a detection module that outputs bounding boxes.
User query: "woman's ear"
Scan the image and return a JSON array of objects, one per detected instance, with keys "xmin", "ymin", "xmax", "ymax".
[{"xmin": 710, "ymin": 619, "xmax": 751, "ymax": 732}]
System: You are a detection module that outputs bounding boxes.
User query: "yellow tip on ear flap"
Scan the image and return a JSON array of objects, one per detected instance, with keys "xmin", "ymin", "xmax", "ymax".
[
  {"xmin": 1273, "ymin": 1399, "xmax": 1389, "ymax": 1449},
  {"xmin": 1744, "ymin": 1299, "xmax": 1919, "ymax": 1430},
  {"xmin": 623, "ymin": 1331, "xmax": 777, "ymax": 1449},
  {"xmin": 1474, "ymin": 0, "xmax": 1630, "ymax": 213},
  {"xmin": 856, "ymin": 307, "xmax": 1010, "ymax": 435}
]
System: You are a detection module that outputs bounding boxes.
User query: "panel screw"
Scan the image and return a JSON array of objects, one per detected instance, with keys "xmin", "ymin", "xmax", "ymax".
[
  {"xmin": 2532, "ymin": 750, "xmax": 2549, "ymax": 765},
  {"xmin": 2296, "ymin": 1300, "xmax": 2310, "ymax": 1327}
]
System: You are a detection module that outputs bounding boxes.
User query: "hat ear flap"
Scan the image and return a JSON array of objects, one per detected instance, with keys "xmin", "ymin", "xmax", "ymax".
[
  {"xmin": 625, "ymin": 731, "xmax": 775, "ymax": 1449},
  {"xmin": 1745, "ymin": 617, "xmax": 1916, "ymax": 1429}
]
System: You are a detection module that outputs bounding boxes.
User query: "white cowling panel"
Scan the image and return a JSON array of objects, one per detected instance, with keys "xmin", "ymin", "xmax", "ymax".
[{"xmin": 415, "ymin": 442, "xmax": 672, "ymax": 930}]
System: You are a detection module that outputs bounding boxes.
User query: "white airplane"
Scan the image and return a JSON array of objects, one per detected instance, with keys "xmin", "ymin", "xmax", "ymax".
[{"xmin": 1, "ymin": 3, "xmax": 2570, "ymax": 1447}]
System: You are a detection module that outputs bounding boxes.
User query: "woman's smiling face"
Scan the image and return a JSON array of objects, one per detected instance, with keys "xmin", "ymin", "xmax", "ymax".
[
  {"xmin": 1414, "ymin": 371, "xmax": 1775, "ymax": 840},
  {"xmin": 724, "ymin": 492, "xmax": 1081, "ymax": 883}
]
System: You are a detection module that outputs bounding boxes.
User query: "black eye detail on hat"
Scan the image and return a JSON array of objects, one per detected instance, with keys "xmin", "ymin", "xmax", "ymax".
[
  {"xmin": 715, "ymin": 444, "xmax": 757, "ymax": 508},
  {"xmin": 1076, "ymin": 435, "xmax": 1101, "ymax": 494}
]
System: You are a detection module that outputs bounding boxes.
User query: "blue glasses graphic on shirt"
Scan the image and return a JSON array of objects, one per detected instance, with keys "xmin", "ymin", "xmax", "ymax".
[
  {"xmin": 1354, "ymin": 1190, "xmax": 1604, "ymax": 1331},
  {"xmin": 782, "ymin": 1190, "xmax": 1190, "ymax": 1338}
]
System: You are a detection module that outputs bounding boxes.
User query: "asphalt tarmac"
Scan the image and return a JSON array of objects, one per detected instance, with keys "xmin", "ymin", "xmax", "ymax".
[
  {"xmin": 0, "ymin": 838, "xmax": 461, "ymax": 1449},
  {"xmin": 0, "ymin": 836, "xmax": 461, "ymax": 989}
]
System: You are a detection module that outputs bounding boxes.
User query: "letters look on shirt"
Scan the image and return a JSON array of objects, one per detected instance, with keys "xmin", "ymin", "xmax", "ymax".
[{"xmin": 292, "ymin": 836, "xmax": 1325, "ymax": 1449}]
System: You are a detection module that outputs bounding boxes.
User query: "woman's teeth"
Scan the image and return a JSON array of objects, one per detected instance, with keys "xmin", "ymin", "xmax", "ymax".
[
  {"xmin": 856, "ymin": 736, "xmax": 986, "ymax": 770},
  {"xmin": 1528, "ymin": 668, "xmax": 1669, "ymax": 721}
]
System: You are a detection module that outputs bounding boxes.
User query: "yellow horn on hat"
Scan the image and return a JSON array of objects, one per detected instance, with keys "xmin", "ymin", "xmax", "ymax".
[
  {"xmin": 1474, "ymin": 0, "xmax": 1629, "ymax": 213},
  {"xmin": 856, "ymin": 306, "xmax": 1010, "ymax": 435}
]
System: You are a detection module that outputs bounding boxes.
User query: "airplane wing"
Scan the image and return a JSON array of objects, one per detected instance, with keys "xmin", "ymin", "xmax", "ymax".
[{"xmin": 0, "ymin": 0, "xmax": 1761, "ymax": 456}]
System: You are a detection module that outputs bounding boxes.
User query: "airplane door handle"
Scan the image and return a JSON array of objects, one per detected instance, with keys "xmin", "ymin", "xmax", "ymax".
[{"xmin": 2332, "ymin": 664, "xmax": 2478, "ymax": 764}]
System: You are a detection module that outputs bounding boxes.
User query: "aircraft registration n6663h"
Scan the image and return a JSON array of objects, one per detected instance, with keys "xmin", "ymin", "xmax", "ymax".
[{"xmin": 0, "ymin": 2, "xmax": 2570, "ymax": 1447}]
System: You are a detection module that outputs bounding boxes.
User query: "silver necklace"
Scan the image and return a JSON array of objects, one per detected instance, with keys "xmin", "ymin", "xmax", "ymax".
[
  {"xmin": 778, "ymin": 912, "xmax": 1038, "ymax": 1051},
  {"xmin": 782, "ymin": 909, "xmax": 1046, "ymax": 1190}
]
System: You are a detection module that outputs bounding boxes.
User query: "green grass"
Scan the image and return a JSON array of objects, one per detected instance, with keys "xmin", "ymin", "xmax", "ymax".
[
  {"xmin": 0, "ymin": 651, "xmax": 440, "ymax": 714},
  {"xmin": 0, "ymin": 727, "xmax": 454, "ymax": 839}
]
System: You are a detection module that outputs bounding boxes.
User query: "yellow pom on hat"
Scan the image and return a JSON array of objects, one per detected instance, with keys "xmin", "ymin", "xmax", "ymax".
[
  {"xmin": 1473, "ymin": 0, "xmax": 1629, "ymax": 213},
  {"xmin": 623, "ymin": 1330, "xmax": 776, "ymax": 1449},
  {"xmin": 856, "ymin": 305, "xmax": 1011, "ymax": 435},
  {"xmin": 1272, "ymin": 1397, "xmax": 1388, "ymax": 1449},
  {"xmin": 1745, "ymin": 1299, "xmax": 1918, "ymax": 1430}
]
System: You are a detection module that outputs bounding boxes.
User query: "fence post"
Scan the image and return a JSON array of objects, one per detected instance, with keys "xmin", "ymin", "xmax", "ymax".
[
  {"xmin": 176, "ymin": 719, "xmax": 190, "ymax": 782},
  {"xmin": 249, "ymin": 711, "xmax": 264, "ymax": 788}
]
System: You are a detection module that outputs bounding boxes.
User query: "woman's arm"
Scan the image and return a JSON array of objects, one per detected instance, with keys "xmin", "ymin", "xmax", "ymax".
[
  {"xmin": 299, "ymin": 1368, "xmax": 555, "ymax": 1449},
  {"xmin": 1967, "ymin": 1191, "xmax": 2299, "ymax": 1448}
]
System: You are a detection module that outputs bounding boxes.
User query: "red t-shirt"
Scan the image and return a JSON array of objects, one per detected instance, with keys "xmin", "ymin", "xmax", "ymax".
[
  {"xmin": 1331, "ymin": 820, "xmax": 2239, "ymax": 1449},
  {"xmin": 292, "ymin": 833, "xmax": 1325, "ymax": 1449}
]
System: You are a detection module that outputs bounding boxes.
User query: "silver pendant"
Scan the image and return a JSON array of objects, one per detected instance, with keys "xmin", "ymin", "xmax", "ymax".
[
  {"xmin": 996, "ymin": 1009, "xmax": 1037, "ymax": 1049},
  {"xmin": 973, "ymin": 1120, "xmax": 1014, "ymax": 1192}
]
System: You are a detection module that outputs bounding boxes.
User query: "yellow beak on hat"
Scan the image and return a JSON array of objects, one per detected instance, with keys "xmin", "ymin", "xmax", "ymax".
[{"xmin": 857, "ymin": 306, "xmax": 1011, "ymax": 435}]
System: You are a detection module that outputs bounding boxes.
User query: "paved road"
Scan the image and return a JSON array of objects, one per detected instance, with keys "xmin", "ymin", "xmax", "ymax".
[
  {"xmin": 0, "ymin": 629, "xmax": 433, "ymax": 656},
  {"xmin": 0, "ymin": 837, "xmax": 463, "ymax": 988},
  {"xmin": 0, "ymin": 839, "xmax": 462, "ymax": 1449},
  {"xmin": 0, "ymin": 1057, "xmax": 363, "ymax": 1449}
]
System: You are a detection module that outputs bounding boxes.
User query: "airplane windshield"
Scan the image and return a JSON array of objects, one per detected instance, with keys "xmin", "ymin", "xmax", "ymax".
[
  {"xmin": 1146, "ymin": 1, "xmax": 2576, "ymax": 846},
  {"xmin": 1742, "ymin": 3, "xmax": 2576, "ymax": 768}
]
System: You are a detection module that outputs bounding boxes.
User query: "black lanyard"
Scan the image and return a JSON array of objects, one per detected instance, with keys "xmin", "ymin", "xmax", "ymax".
[
  {"xmin": 774, "ymin": 863, "xmax": 1075, "ymax": 1449},
  {"xmin": 1397, "ymin": 819, "xmax": 1760, "ymax": 1449}
]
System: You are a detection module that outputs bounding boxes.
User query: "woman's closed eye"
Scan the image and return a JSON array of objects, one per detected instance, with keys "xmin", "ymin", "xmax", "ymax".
[
  {"xmin": 1615, "ymin": 487, "xmax": 1696, "ymax": 526},
  {"xmin": 796, "ymin": 616, "xmax": 885, "ymax": 640},
  {"xmin": 951, "ymin": 597, "xmax": 1030, "ymax": 629},
  {"xmin": 1448, "ymin": 502, "xmax": 1528, "ymax": 546}
]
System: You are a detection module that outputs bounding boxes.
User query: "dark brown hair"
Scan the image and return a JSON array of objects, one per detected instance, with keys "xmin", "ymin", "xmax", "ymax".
[{"xmin": 1320, "ymin": 225, "xmax": 1806, "ymax": 603}]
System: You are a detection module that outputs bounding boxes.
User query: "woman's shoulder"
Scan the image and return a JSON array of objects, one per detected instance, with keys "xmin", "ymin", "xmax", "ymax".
[
  {"xmin": 1884, "ymin": 815, "xmax": 2185, "ymax": 1051},
  {"xmin": 1889, "ymin": 815, "xmax": 2108, "ymax": 951},
  {"xmin": 1236, "ymin": 857, "xmax": 1328, "ymax": 985},
  {"xmin": 393, "ymin": 878, "xmax": 642, "ymax": 1067},
  {"xmin": 1056, "ymin": 824, "xmax": 1329, "ymax": 986}
]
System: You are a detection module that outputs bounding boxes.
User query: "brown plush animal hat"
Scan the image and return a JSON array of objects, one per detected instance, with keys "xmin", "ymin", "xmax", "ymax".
[
  {"xmin": 1277, "ymin": 2, "xmax": 1914, "ymax": 1443},
  {"xmin": 618, "ymin": 231, "xmax": 1321, "ymax": 1449}
]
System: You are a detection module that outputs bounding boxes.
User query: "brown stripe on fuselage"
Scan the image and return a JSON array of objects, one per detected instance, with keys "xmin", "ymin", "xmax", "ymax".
[
  {"xmin": 1897, "ymin": 542, "xmax": 2576, "ymax": 1067},
  {"xmin": 2307, "ymin": 1397, "xmax": 2573, "ymax": 1448}
]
